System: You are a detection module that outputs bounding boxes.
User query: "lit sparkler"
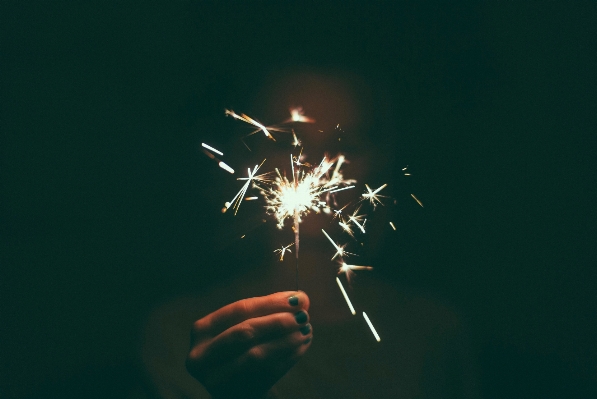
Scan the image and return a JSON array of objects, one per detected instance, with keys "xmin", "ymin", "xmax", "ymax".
[{"xmin": 214, "ymin": 107, "xmax": 409, "ymax": 343}]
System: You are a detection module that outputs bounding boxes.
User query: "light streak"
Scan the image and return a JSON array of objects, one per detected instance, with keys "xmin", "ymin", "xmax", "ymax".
[
  {"xmin": 274, "ymin": 243, "xmax": 294, "ymax": 261},
  {"xmin": 362, "ymin": 183, "xmax": 388, "ymax": 208},
  {"xmin": 202, "ymin": 148, "xmax": 234, "ymax": 174},
  {"xmin": 218, "ymin": 161, "xmax": 235, "ymax": 174},
  {"xmin": 338, "ymin": 217, "xmax": 355, "ymax": 238},
  {"xmin": 225, "ymin": 109, "xmax": 285, "ymax": 141},
  {"xmin": 363, "ymin": 312, "xmax": 381, "ymax": 342},
  {"xmin": 348, "ymin": 206, "xmax": 367, "ymax": 234},
  {"xmin": 201, "ymin": 143, "xmax": 224, "ymax": 156},
  {"xmin": 245, "ymin": 196, "xmax": 258, "ymax": 201},
  {"xmin": 338, "ymin": 261, "xmax": 372, "ymax": 283},
  {"xmin": 389, "ymin": 221, "xmax": 396, "ymax": 230},
  {"xmin": 336, "ymin": 277, "xmax": 355, "ymax": 315},
  {"xmin": 322, "ymin": 229, "xmax": 355, "ymax": 260},
  {"xmin": 224, "ymin": 160, "xmax": 269, "ymax": 215},
  {"xmin": 291, "ymin": 130, "xmax": 301, "ymax": 147},
  {"xmin": 411, "ymin": 193, "xmax": 424, "ymax": 207}
]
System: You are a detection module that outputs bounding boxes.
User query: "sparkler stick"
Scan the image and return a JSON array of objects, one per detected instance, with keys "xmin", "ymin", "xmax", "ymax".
[
  {"xmin": 363, "ymin": 312, "xmax": 381, "ymax": 342},
  {"xmin": 336, "ymin": 277, "xmax": 356, "ymax": 315}
]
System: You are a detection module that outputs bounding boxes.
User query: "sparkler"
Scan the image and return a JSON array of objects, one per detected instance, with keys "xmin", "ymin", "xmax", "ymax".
[{"xmin": 209, "ymin": 108, "xmax": 416, "ymax": 343}]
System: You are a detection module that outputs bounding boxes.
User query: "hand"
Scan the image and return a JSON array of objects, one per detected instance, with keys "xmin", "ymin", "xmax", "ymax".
[{"xmin": 186, "ymin": 291, "xmax": 313, "ymax": 399}]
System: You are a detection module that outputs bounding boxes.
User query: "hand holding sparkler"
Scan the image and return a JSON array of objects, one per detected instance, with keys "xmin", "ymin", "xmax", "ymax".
[{"xmin": 186, "ymin": 291, "xmax": 313, "ymax": 399}]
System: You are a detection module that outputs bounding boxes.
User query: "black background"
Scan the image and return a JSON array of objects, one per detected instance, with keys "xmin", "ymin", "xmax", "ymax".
[{"xmin": 1, "ymin": 2, "xmax": 596, "ymax": 398}]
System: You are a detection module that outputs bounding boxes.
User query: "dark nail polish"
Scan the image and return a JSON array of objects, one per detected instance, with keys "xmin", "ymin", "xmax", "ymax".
[
  {"xmin": 300, "ymin": 324, "xmax": 311, "ymax": 335},
  {"xmin": 288, "ymin": 296, "xmax": 299, "ymax": 306},
  {"xmin": 303, "ymin": 337, "xmax": 312, "ymax": 345},
  {"xmin": 294, "ymin": 311, "xmax": 307, "ymax": 324}
]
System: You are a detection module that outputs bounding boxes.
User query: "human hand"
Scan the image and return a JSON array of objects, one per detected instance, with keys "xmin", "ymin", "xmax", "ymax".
[{"xmin": 186, "ymin": 291, "xmax": 313, "ymax": 399}]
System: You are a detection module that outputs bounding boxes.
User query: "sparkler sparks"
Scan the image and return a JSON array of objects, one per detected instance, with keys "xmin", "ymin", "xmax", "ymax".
[
  {"xmin": 224, "ymin": 160, "xmax": 269, "ymax": 215},
  {"xmin": 411, "ymin": 193, "xmax": 424, "ymax": 207},
  {"xmin": 322, "ymin": 229, "xmax": 356, "ymax": 260},
  {"xmin": 348, "ymin": 206, "xmax": 367, "ymax": 234},
  {"xmin": 336, "ymin": 277, "xmax": 356, "ymax": 315},
  {"xmin": 225, "ymin": 109, "xmax": 285, "ymax": 141},
  {"xmin": 201, "ymin": 142, "xmax": 224, "ymax": 156},
  {"xmin": 338, "ymin": 261, "xmax": 372, "ymax": 283},
  {"xmin": 362, "ymin": 183, "xmax": 388, "ymax": 208},
  {"xmin": 363, "ymin": 312, "xmax": 381, "ymax": 342},
  {"xmin": 274, "ymin": 243, "xmax": 294, "ymax": 261},
  {"xmin": 202, "ymin": 144, "xmax": 235, "ymax": 174}
]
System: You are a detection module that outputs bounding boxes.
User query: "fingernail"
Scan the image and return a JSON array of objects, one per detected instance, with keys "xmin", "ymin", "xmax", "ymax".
[
  {"xmin": 288, "ymin": 296, "xmax": 299, "ymax": 306},
  {"xmin": 300, "ymin": 323, "xmax": 311, "ymax": 335},
  {"xmin": 303, "ymin": 337, "xmax": 312, "ymax": 345},
  {"xmin": 294, "ymin": 311, "xmax": 308, "ymax": 324}
]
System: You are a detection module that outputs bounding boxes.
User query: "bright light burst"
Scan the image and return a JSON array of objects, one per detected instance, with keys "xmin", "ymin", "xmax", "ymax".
[
  {"xmin": 256, "ymin": 155, "xmax": 355, "ymax": 229},
  {"xmin": 274, "ymin": 243, "xmax": 294, "ymax": 261},
  {"xmin": 322, "ymin": 229, "xmax": 356, "ymax": 260},
  {"xmin": 338, "ymin": 261, "xmax": 373, "ymax": 283},
  {"xmin": 362, "ymin": 183, "xmax": 388, "ymax": 208}
]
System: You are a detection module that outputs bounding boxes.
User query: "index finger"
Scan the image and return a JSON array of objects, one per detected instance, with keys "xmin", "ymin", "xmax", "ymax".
[{"xmin": 194, "ymin": 291, "xmax": 310, "ymax": 337}]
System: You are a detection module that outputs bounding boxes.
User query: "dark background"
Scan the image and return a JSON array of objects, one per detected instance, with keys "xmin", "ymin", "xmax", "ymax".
[{"xmin": 1, "ymin": 2, "xmax": 596, "ymax": 398}]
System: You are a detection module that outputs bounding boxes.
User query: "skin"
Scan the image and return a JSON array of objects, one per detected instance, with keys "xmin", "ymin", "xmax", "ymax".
[{"xmin": 186, "ymin": 291, "xmax": 313, "ymax": 399}]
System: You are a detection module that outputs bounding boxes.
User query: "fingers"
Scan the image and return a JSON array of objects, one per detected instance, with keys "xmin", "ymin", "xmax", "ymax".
[
  {"xmin": 196, "ymin": 330, "xmax": 313, "ymax": 399},
  {"xmin": 201, "ymin": 310, "xmax": 311, "ymax": 364},
  {"xmin": 239, "ymin": 327, "xmax": 313, "ymax": 366},
  {"xmin": 194, "ymin": 291, "xmax": 310, "ymax": 338}
]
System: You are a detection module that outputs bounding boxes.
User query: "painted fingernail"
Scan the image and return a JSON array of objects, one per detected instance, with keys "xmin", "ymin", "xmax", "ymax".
[
  {"xmin": 300, "ymin": 323, "xmax": 311, "ymax": 335},
  {"xmin": 303, "ymin": 337, "xmax": 312, "ymax": 345},
  {"xmin": 294, "ymin": 311, "xmax": 308, "ymax": 324},
  {"xmin": 288, "ymin": 296, "xmax": 299, "ymax": 306}
]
